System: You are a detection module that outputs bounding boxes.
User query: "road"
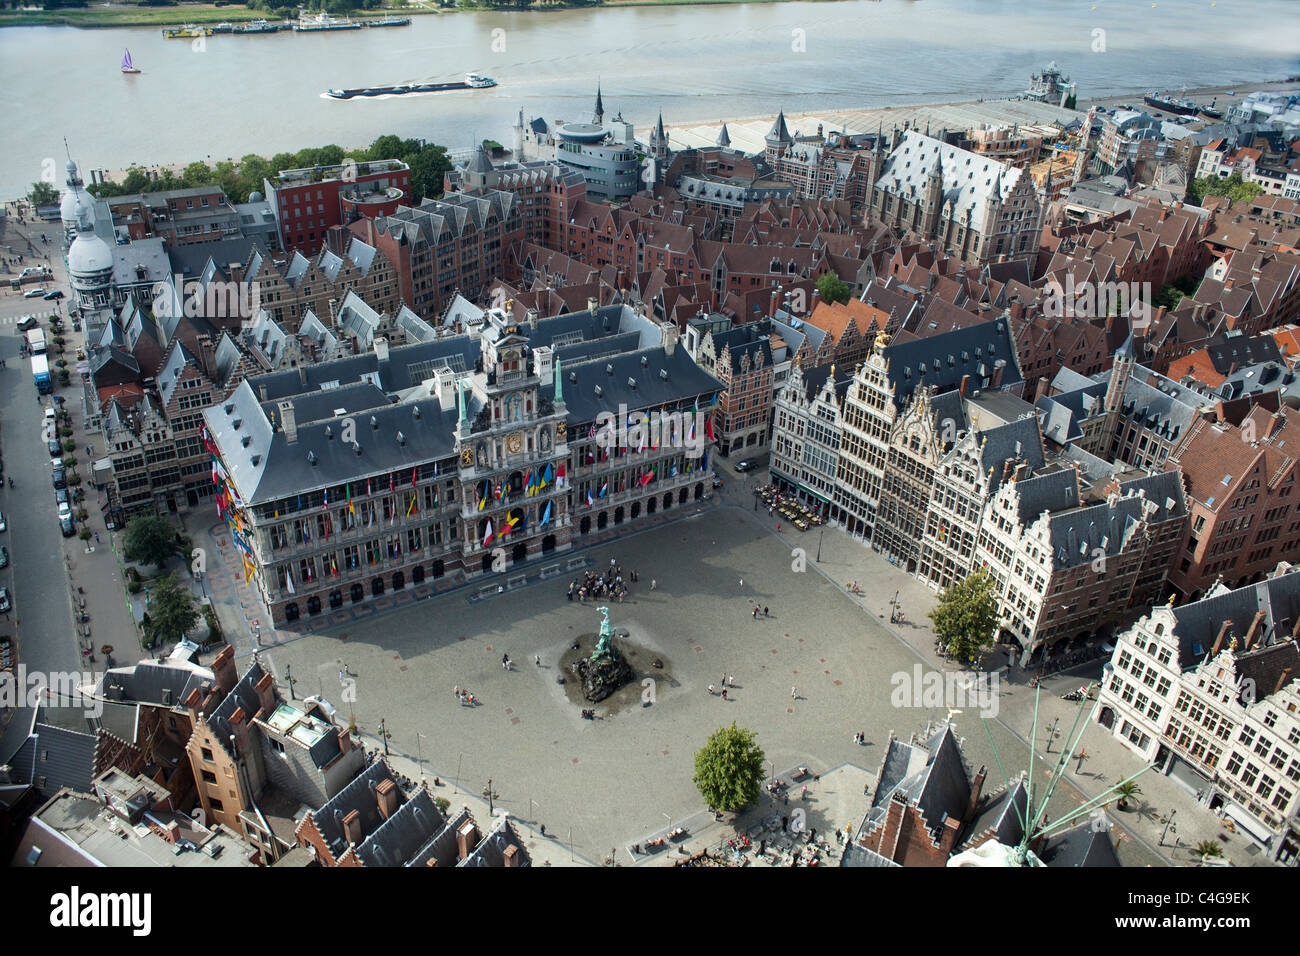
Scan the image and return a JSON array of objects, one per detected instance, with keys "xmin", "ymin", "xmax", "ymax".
[{"xmin": 0, "ymin": 215, "xmax": 81, "ymax": 682}]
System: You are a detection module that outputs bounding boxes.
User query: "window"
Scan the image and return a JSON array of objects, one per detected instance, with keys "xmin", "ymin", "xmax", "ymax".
[
  {"xmin": 201, "ymin": 770, "xmax": 217, "ymax": 784},
  {"xmin": 209, "ymin": 798, "xmax": 224, "ymax": 812},
  {"xmin": 201, "ymin": 746, "xmax": 214, "ymax": 762}
]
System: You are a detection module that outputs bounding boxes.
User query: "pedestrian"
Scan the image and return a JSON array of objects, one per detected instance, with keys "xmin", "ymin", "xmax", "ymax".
[
  {"xmin": 739, "ymin": 578, "xmax": 743, "ymax": 588},
  {"xmin": 782, "ymin": 816, "xmax": 788, "ymax": 832},
  {"xmin": 721, "ymin": 688, "xmax": 727, "ymax": 701},
  {"xmin": 650, "ymin": 579, "xmax": 656, "ymax": 591},
  {"xmin": 752, "ymin": 606, "xmax": 758, "ymax": 620},
  {"xmin": 94, "ymin": 532, "xmax": 100, "ymax": 543},
  {"xmin": 708, "ymin": 684, "xmax": 715, "ymax": 695},
  {"xmin": 763, "ymin": 606, "xmax": 769, "ymax": 617},
  {"xmin": 535, "ymin": 655, "xmax": 541, "ymax": 667},
  {"xmin": 727, "ymin": 674, "xmax": 733, "ymax": 687},
  {"xmin": 454, "ymin": 685, "xmax": 461, "ymax": 699},
  {"xmin": 791, "ymin": 685, "xmax": 798, "ymax": 699},
  {"xmin": 777, "ymin": 522, "xmax": 781, "ymax": 532}
]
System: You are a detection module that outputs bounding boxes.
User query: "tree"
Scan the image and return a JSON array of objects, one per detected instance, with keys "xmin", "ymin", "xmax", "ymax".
[
  {"xmin": 1187, "ymin": 172, "xmax": 1264, "ymax": 206},
  {"xmin": 1114, "ymin": 780, "xmax": 1142, "ymax": 810},
  {"xmin": 816, "ymin": 272, "xmax": 851, "ymax": 306},
  {"xmin": 27, "ymin": 181, "xmax": 59, "ymax": 207},
  {"xmin": 928, "ymin": 570, "xmax": 1000, "ymax": 664},
  {"xmin": 692, "ymin": 722, "xmax": 766, "ymax": 813},
  {"xmin": 1195, "ymin": 839, "xmax": 1224, "ymax": 863},
  {"xmin": 123, "ymin": 514, "xmax": 180, "ymax": 568},
  {"xmin": 145, "ymin": 573, "xmax": 200, "ymax": 647}
]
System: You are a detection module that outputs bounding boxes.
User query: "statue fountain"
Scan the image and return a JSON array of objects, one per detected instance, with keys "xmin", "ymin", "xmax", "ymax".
[{"xmin": 576, "ymin": 606, "xmax": 635, "ymax": 702}]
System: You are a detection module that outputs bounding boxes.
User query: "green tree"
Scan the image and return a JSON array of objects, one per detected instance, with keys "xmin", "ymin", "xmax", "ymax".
[
  {"xmin": 1187, "ymin": 172, "xmax": 1264, "ymax": 206},
  {"xmin": 27, "ymin": 181, "xmax": 59, "ymax": 207},
  {"xmin": 123, "ymin": 514, "xmax": 180, "ymax": 568},
  {"xmin": 407, "ymin": 144, "xmax": 452, "ymax": 202},
  {"xmin": 145, "ymin": 573, "xmax": 200, "ymax": 646},
  {"xmin": 1114, "ymin": 780, "xmax": 1142, "ymax": 810},
  {"xmin": 928, "ymin": 570, "xmax": 1000, "ymax": 664},
  {"xmin": 692, "ymin": 722, "xmax": 766, "ymax": 813},
  {"xmin": 1195, "ymin": 839, "xmax": 1224, "ymax": 862},
  {"xmin": 815, "ymin": 272, "xmax": 851, "ymax": 306},
  {"xmin": 181, "ymin": 161, "xmax": 214, "ymax": 188}
]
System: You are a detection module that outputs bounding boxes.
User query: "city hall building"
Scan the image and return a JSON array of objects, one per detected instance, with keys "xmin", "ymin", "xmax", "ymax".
[{"xmin": 203, "ymin": 302, "xmax": 722, "ymax": 626}]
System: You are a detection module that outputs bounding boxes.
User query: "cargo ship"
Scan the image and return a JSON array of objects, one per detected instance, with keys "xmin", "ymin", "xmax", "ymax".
[
  {"xmin": 1143, "ymin": 92, "xmax": 1198, "ymax": 116},
  {"xmin": 233, "ymin": 19, "xmax": 281, "ymax": 34},
  {"xmin": 1199, "ymin": 102, "xmax": 1224, "ymax": 120},
  {"xmin": 363, "ymin": 16, "xmax": 411, "ymax": 27},
  {"xmin": 162, "ymin": 24, "xmax": 214, "ymax": 39},
  {"xmin": 327, "ymin": 72, "xmax": 497, "ymax": 99},
  {"xmin": 295, "ymin": 13, "xmax": 362, "ymax": 31}
]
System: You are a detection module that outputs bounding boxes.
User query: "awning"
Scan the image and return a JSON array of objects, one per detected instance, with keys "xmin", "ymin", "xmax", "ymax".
[{"xmin": 1223, "ymin": 803, "xmax": 1273, "ymax": 845}]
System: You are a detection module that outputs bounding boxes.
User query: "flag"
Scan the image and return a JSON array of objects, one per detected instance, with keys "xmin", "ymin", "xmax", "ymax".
[
  {"xmin": 542, "ymin": 463, "xmax": 553, "ymax": 489},
  {"xmin": 640, "ymin": 469, "xmax": 653, "ymax": 487},
  {"xmin": 495, "ymin": 479, "xmax": 504, "ymax": 501},
  {"xmin": 367, "ymin": 477, "xmax": 372, "ymax": 497},
  {"xmin": 586, "ymin": 487, "xmax": 594, "ymax": 507},
  {"xmin": 706, "ymin": 407, "xmax": 715, "ymax": 442},
  {"xmin": 557, "ymin": 462, "xmax": 566, "ymax": 488},
  {"xmin": 541, "ymin": 500, "xmax": 552, "ymax": 526},
  {"xmin": 389, "ymin": 472, "xmax": 395, "ymax": 493},
  {"xmin": 347, "ymin": 484, "xmax": 354, "ymax": 515},
  {"xmin": 407, "ymin": 493, "xmax": 417, "ymax": 518},
  {"xmin": 482, "ymin": 519, "xmax": 494, "ymax": 547},
  {"xmin": 478, "ymin": 482, "xmax": 488, "ymax": 511},
  {"xmin": 599, "ymin": 479, "xmax": 608, "ymax": 498},
  {"xmin": 618, "ymin": 474, "xmax": 626, "ymax": 493},
  {"xmin": 331, "ymin": 555, "xmax": 338, "ymax": 577},
  {"xmin": 524, "ymin": 468, "xmax": 534, "ymax": 496},
  {"xmin": 671, "ymin": 461, "xmax": 678, "ymax": 477},
  {"xmin": 286, "ymin": 569, "xmax": 295, "ymax": 594},
  {"xmin": 411, "ymin": 467, "xmax": 417, "ymax": 487}
]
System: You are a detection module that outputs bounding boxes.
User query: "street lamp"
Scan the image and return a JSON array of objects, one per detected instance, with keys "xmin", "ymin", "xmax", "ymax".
[
  {"xmin": 816, "ymin": 526, "xmax": 824, "ymax": 562},
  {"xmin": 416, "ymin": 732, "xmax": 426, "ymax": 779},
  {"xmin": 1159, "ymin": 809, "xmax": 1178, "ymax": 846},
  {"xmin": 1044, "ymin": 716, "xmax": 1060, "ymax": 754}
]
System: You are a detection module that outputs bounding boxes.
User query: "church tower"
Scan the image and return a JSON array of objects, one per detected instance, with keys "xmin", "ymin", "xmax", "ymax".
[
  {"xmin": 649, "ymin": 111, "xmax": 669, "ymax": 161},
  {"xmin": 593, "ymin": 84, "xmax": 605, "ymax": 127},
  {"xmin": 765, "ymin": 110, "xmax": 793, "ymax": 165},
  {"xmin": 922, "ymin": 146, "xmax": 943, "ymax": 238}
]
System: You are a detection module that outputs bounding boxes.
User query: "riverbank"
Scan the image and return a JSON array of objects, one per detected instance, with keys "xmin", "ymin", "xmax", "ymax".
[{"xmin": 0, "ymin": 0, "xmax": 832, "ymax": 30}]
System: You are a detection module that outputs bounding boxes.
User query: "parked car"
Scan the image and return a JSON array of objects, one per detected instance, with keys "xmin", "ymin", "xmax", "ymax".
[
  {"xmin": 0, "ymin": 546, "xmax": 8, "ymax": 569},
  {"xmin": 734, "ymin": 459, "xmax": 757, "ymax": 472},
  {"xmin": 55, "ymin": 487, "xmax": 69, "ymax": 507},
  {"xmin": 18, "ymin": 266, "xmax": 50, "ymax": 279},
  {"xmin": 47, "ymin": 437, "xmax": 62, "ymax": 457},
  {"xmin": 52, "ymin": 466, "xmax": 66, "ymax": 489},
  {"xmin": 0, "ymin": 511, "xmax": 7, "ymax": 532},
  {"xmin": 60, "ymin": 515, "xmax": 75, "ymax": 537},
  {"xmin": 23, "ymin": 287, "xmax": 48, "ymax": 299},
  {"xmin": 0, "ymin": 587, "xmax": 10, "ymax": 613},
  {"xmin": 42, "ymin": 289, "xmax": 65, "ymax": 301}
]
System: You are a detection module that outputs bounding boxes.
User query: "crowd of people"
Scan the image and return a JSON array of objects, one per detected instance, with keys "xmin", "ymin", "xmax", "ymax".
[{"xmin": 567, "ymin": 560, "xmax": 637, "ymax": 603}]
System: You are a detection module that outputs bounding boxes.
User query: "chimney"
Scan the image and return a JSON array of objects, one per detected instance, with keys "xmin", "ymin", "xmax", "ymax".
[
  {"xmin": 374, "ymin": 336, "xmax": 389, "ymax": 362},
  {"xmin": 278, "ymin": 399, "xmax": 298, "ymax": 443},
  {"xmin": 328, "ymin": 297, "xmax": 339, "ymax": 326},
  {"xmin": 456, "ymin": 819, "xmax": 479, "ymax": 861},
  {"xmin": 1276, "ymin": 667, "xmax": 1294, "ymax": 697},
  {"xmin": 502, "ymin": 844, "xmax": 520, "ymax": 867},
  {"xmin": 587, "ymin": 297, "xmax": 599, "ymax": 315},
  {"xmin": 1244, "ymin": 610, "xmax": 1267, "ymax": 650},
  {"xmin": 376, "ymin": 778, "xmax": 399, "ymax": 820},
  {"xmin": 959, "ymin": 374, "xmax": 971, "ymax": 398},
  {"xmin": 1210, "ymin": 619, "xmax": 1233, "ymax": 657},
  {"xmin": 526, "ymin": 308, "xmax": 539, "ymax": 329},
  {"xmin": 964, "ymin": 766, "xmax": 987, "ymax": 823},
  {"xmin": 342, "ymin": 809, "xmax": 362, "ymax": 846}
]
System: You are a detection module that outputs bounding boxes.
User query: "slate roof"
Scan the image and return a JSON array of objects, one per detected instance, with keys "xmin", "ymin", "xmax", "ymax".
[
  {"xmin": 97, "ymin": 660, "xmax": 213, "ymax": 708},
  {"xmin": 976, "ymin": 416, "xmax": 1046, "ymax": 496},
  {"xmin": 306, "ymin": 758, "xmax": 401, "ymax": 860},
  {"xmin": 206, "ymin": 661, "xmax": 269, "ymax": 758},
  {"xmin": 352, "ymin": 787, "xmax": 446, "ymax": 867},
  {"xmin": 883, "ymin": 318, "xmax": 1022, "ymax": 412},
  {"xmin": 1010, "ymin": 469, "xmax": 1080, "ymax": 525},
  {"xmin": 867, "ymin": 724, "xmax": 972, "ymax": 839},
  {"xmin": 12, "ymin": 723, "xmax": 99, "ymax": 800},
  {"xmin": 1169, "ymin": 571, "xmax": 1300, "ymax": 669},
  {"xmin": 1043, "ymin": 473, "xmax": 1185, "ymax": 570},
  {"xmin": 1037, "ymin": 819, "xmax": 1122, "ymax": 867},
  {"xmin": 876, "ymin": 131, "xmax": 1024, "ymax": 232}
]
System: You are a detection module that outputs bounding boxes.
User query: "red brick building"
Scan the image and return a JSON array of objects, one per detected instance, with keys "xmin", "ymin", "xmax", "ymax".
[{"xmin": 266, "ymin": 160, "xmax": 410, "ymax": 253}]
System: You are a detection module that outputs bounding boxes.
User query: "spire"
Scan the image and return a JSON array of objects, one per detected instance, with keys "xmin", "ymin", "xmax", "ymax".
[
  {"xmin": 593, "ymin": 83, "xmax": 604, "ymax": 125},
  {"xmin": 554, "ymin": 356, "xmax": 564, "ymax": 404},
  {"xmin": 655, "ymin": 111, "xmax": 666, "ymax": 140},
  {"xmin": 767, "ymin": 109, "xmax": 792, "ymax": 145},
  {"xmin": 717, "ymin": 123, "xmax": 731, "ymax": 148}
]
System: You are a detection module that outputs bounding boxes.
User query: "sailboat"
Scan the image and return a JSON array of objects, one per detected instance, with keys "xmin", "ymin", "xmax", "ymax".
[{"xmin": 121, "ymin": 48, "xmax": 141, "ymax": 75}]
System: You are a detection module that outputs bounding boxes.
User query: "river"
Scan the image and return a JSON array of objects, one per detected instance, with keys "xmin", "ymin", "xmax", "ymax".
[{"xmin": 2, "ymin": 0, "xmax": 1298, "ymax": 200}]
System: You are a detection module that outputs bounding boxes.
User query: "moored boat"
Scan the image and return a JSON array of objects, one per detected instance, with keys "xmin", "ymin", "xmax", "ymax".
[
  {"xmin": 162, "ymin": 24, "xmax": 214, "ymax": 39},
  {"xmin": 327, "ymin": 72, "xmax": 497, "ymax": 99}
]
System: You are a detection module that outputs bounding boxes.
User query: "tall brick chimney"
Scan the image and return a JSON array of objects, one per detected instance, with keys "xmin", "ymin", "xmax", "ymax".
[
  {"xmin": 376, "ymin": 778, "xmax": 399, "ymax": 820},
  {"xmin": 457, "ymin": 819, "xmax": 479, "ymax": 861},
  {"xmin": 1244, "ymin": 610, "xmax": 1268, "ymax": 650},
  {"xmin": 342, "ymin": 809, "xmax": 362, "ymax": 846},
  {"xmin": 1210, "ymin": 619, "xmax": 1234, "ymax": 657}
]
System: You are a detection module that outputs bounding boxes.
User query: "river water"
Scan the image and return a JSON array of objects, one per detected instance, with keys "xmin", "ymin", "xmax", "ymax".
[{"xmin": 2, "ymin": 0, "xmax": 1297, "ymax": 200}]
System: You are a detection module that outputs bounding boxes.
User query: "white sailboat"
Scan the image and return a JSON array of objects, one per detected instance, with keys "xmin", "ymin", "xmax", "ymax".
[{"xmin": 121, "ymin": 48, "xmax": 141, "ymax": 74}]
